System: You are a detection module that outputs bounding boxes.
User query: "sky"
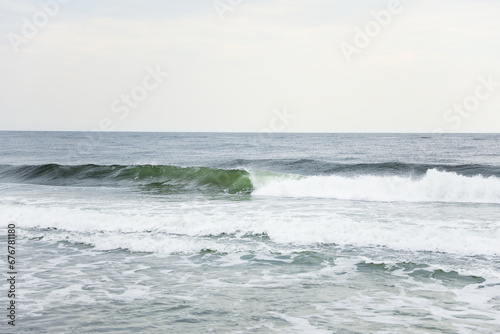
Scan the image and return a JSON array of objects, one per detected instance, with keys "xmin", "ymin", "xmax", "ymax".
[{"xmin": 0, "ymin": 0, "xmax": 499, "ymax": 132}]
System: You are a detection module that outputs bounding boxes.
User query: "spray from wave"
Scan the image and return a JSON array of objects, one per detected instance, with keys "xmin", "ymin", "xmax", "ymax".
[{"xmin": 251, "ymin": 169, "xmax": 500, "ymax": 204}]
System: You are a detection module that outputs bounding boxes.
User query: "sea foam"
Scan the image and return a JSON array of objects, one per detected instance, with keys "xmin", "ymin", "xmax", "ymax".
[{"xmin": 252, "ymin": 169, "xmax": 500, "ymax": 204}]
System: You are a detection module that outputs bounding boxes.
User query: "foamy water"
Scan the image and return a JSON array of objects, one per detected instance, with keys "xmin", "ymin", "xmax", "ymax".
[{"xmin": 252, "ymin": 169, "xmax": 500, "ymax": 203}]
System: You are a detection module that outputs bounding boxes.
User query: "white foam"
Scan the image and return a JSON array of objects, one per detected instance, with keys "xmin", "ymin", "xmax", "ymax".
[
  {"xmin": 251, "ymin": 169, "xmax": 500, "ymax": 204},
  {"xmin": 4, "ymin": 199, "xmax": 500, "ymax": 258},
  {"xmin": 269, "ymin": 312, "xmax": 332, "ymax": 334}
]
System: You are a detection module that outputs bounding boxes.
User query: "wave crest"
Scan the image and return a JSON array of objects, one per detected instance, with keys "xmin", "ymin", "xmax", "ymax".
[
  {"xmin": 0, "ymin": 164, "xmax": 252, "ymax": 194},
  {"xmin": 2, "ymin": 164, "xmax": 500, "ymax": 203},
  {"xmin": 251, "ymin": 169, "xmax": 500, "ymax": 204}
]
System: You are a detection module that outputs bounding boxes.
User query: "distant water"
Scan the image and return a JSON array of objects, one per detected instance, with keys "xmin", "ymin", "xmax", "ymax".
[{"xmin": 1, "ymin": 132, "xmax": 499, "ymax": 333}]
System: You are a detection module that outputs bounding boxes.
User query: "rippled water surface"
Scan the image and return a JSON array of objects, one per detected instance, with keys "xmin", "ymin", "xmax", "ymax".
[{"xmin": 1, "ymin": 132, "xmax": 499, "ymax": 333}]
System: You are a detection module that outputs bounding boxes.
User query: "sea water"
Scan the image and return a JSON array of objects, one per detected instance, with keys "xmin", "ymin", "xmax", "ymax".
[{"xmin": 0, "ymin": 132, "xmax": 499, "ymax": 333}]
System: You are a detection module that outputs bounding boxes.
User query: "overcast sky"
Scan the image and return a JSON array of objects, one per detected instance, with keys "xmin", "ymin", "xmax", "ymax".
[{"xmin": 1, "ymin": 0, "xmax": 499, "ymax": 132}]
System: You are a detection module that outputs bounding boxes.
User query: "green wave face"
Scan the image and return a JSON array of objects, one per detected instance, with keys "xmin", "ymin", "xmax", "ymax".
[
  {"xmin": 119, "ymin": 165, "xmax": 253, "ymax": 194},
  {"xmin": 0, "ymin": 164, "xmax": 254, "ymax": 194}
]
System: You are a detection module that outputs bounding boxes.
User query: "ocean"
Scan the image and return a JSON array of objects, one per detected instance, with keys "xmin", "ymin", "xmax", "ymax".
[{"xmin": 1, "ymin": 131, "xmax": 499, "ymax": 333}]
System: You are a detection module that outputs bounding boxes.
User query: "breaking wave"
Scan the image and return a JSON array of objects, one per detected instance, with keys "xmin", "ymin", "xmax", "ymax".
[
  {"xmin": 252, "ymin": 169, "xmax": 500, "ymax": 204},
  {"xmin": 1, "ymin": 163, "xmax": 500, "ymax": 203}
]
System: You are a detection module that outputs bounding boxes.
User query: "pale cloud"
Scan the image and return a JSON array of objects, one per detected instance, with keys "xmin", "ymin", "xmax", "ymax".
[{"xmin": 1, "ymin": 0, "xmax": 499, "ymax": 132}]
